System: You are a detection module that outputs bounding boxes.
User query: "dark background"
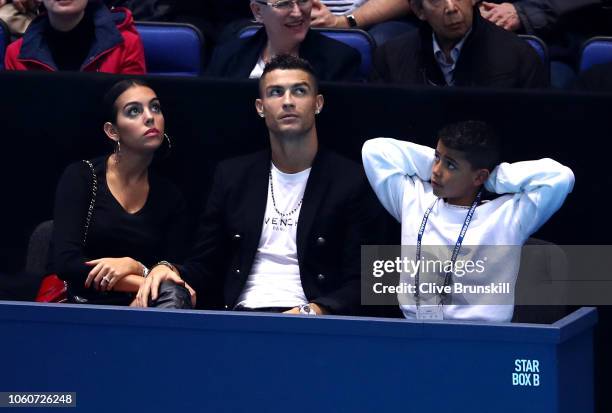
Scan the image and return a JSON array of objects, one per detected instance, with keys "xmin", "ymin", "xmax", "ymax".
[
  {"xmin": 0, "ymin": 71, "xmax": 610, "ymax": 411},
  {"xmin": 1, "ymin": 71, "xmax": 609, "ymax": 267}
]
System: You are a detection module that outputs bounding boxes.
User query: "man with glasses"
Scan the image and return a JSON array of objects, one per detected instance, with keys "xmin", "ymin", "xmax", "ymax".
[
  {"xmin": 371, "ymin": 0, "xmax": 547, "ymax": 88},
  {"xmin": 206, "ymin": 0, "xmax": 361, "ymax": 81}
]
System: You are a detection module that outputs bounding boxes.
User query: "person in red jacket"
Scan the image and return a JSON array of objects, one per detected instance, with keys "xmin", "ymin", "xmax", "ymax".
[{"xmin": 5, "ymin": 0, "xmax": 146, "ymax": 74}]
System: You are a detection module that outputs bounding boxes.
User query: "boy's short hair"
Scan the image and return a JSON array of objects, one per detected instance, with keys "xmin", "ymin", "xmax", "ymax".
[
  {"xmin": 260, "ymin": 54, "xmax": 319, "ymax": 94},
  {"xmin": 437, "ymin": 120, "xmax": 501, "ymax": 171}
]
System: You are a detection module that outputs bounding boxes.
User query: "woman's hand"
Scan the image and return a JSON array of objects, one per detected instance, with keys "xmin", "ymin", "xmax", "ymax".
[{"xmin": 85, "ymin": 257, "xmax": 143, "ymax": 292}]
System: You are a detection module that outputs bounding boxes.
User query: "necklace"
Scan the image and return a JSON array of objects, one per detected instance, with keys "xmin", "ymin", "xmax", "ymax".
[{"xmin": 269, "ymin": 170, "xmax": 303, "ymax": 217}]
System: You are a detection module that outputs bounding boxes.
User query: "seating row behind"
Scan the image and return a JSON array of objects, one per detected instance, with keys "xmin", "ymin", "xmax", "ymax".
[{"xmin": 0, "ymin": 21, "xmax": 609, "ymax": 80}]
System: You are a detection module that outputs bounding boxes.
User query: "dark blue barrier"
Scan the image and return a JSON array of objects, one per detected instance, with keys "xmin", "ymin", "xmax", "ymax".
[{"xmin": 0, "ymin": 302, "xmax": 596, "ymax": 412}]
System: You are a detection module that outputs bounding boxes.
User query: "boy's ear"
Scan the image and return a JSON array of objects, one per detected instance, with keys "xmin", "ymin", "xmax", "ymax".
[
  {"xmin": 251, "ymin": 1, "xmax": 263, "ymax": 22},
  {"xmin": 474, "ymin": 169, "xmax": 490, "ymax": 187}
]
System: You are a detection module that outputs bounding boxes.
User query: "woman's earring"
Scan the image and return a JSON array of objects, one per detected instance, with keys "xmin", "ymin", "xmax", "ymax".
[
  {"xmin": 259, "ymin": 112, "xmax": 265, "ymax": 118},
  {"xmin": 161, "ymin": 133, "xmax": 173, "ymax": 159},
  {"xmin": 114, "ymin": 140, "xmax": 121, "ymax": 163}
]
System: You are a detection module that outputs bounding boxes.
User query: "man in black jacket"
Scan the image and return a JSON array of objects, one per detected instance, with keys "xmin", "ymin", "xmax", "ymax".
[
  {"xmin": 371, "ymin": 0, "xmax": 547, "ymax": 88},
  {"xmin": 136, "ymin": 55, "xmax": 384, "ymax": 315}
]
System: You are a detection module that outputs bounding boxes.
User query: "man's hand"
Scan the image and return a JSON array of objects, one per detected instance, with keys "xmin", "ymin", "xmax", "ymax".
[
  {"xmin": 12, "ymin": 0, "xmax": 39, "ymax": 13},
  {"xmin": 479, "ymin": 2, "xmax": 521, "ymax": 32},
  {"xmin": 184, "ymin": 282, "xmax": 197, "ymax": 308},
  {"xmin": 133, "ymin": 265, "xmax": 185, "ymax": 308},
  {"xmin": 311, "ymin": 0, "xmax": 348, "ymax": 28},
  {"xmin": 85, "ymin": 257, "xmax": 143, "ymax": 292},
  {"xmin": 283, "ymin": 303, "xmax": 329, "ymax": 315}
]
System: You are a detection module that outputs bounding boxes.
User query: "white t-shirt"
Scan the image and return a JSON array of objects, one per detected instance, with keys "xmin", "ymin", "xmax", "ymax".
[
  {"xmin": 323, "ymin": 0, "xmax": 367, "ymax": 14},
  {"xmin": 236, "ymin": 163, "xmax": 311, "ymax": 309}
]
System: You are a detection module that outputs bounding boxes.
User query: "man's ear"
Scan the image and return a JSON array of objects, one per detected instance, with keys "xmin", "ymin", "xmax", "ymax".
[
  {"xmin": 255, "ymin": 99, "xmax": 264, "ymax": 117},
  {"xmin": 103, "ymin": 122, "xmax": 119, "ymax": 142},
  {"xmin": 250, "ymin": 1, "xmax": 263, "ymax": 22},
  {"xmin": 315, "ymin": 94, "xmax": 324, "ymax": 114},
  {"xmin": 411, "ymin": 0, "xmax": 427, "ymax": 21},
  {"xmin": 474, "ymin": 168, "xmax": 490, "ymax": 187}
]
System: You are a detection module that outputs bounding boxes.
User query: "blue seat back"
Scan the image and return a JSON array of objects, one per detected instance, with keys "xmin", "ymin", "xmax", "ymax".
[
  {"xmin": 0, "ymin": 20, "xmax": 10, "ymax": 71},
  {"xmin": 579, "ymin": 37, "xmax": 612, "ymax": 72},
  {"xmin": 135, "ymin": 22, "xmax": 203, "ymax": 76},
  {"xmin": 239, "ymin": 26, "xmax": 375, "ymax": 80},
  {"xmin": 519, "ymin": 34, "xmax": 549, "ymax": 67}
]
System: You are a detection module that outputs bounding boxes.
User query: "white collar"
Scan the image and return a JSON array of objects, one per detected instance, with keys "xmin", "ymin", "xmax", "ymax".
[{"xmin": 432, "ymin": 27, "xmax": 472, "ymax": 66}]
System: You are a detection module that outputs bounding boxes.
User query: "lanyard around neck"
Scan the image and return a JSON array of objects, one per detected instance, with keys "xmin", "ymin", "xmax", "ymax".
[{"xmin": 414, "ymin": 190, "xmax": 483, "ymax": 306}]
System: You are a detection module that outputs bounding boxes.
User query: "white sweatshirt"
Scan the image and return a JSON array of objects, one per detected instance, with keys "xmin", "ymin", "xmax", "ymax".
[{"xmin": 362, "ymin": 138, "xmax": 575, "ymax": 322}]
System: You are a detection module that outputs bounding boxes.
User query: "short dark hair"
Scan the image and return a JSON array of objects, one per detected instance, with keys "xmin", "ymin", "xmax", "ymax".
[
  {"xmin": 104, "ymin": 79, "xmax": 151, "ymax": 123},
  {"xmin": 260, "ymin": 54, "xmax": 319, "ymax": 94},
  {"xmin": 437, "ymin": 120, "xmax": 501, "ymax": 171}
]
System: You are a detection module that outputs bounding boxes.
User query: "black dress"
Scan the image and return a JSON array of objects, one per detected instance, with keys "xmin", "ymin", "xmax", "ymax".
[{"xmin": 50, "ymin": 156, "xmax": 188, "ymax": 301}]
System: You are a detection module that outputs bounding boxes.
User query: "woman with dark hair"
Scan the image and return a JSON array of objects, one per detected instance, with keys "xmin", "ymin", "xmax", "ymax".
[
  {"xmin": 50, "ymin": 79, "xmax": 193, "ymax": 307},
  {"xmin": 5, "ymin": 0, "xmax": 145, "ymax": 73}
]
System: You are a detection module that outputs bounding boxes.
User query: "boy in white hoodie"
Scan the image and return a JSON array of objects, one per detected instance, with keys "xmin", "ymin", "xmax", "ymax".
[{"xmin": 362, "ymin": 121, "xmax": 574, "ymax": 322}]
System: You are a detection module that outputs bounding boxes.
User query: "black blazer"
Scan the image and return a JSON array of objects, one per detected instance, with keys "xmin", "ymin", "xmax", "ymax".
[
  {"xmin": 206, "ymin": 28, "xmax": 361, "ymax": 82},
  {"xmin": 179, "ymin": 149, "xmax": 383, "ymax": 315},
  {"xmin": 371, "ymin": 9, "xmax": 548, "ymax": 88}
]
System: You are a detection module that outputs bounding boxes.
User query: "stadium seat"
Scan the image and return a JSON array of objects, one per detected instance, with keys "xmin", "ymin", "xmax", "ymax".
[
  {"xmin": 0, "ymin": 19, "xmax": 9, "ymax": 71},
  {"xmin": 25, "ymin": 220, "xmax": 53, "ymax": 275},
  {"xmin": 519, "ymin": 35, "xmax": 549, "ymax": 67},
  {"xmin": 135, "ymin": 22, "xmax": 204, "ymax": 76},
  {"xmin": 579, "ymin": 36, "xmax": 612, "ymax": 72},
  {"xmin": 239, "ymin": 26, "xmax": 375, "ymax": 80}
]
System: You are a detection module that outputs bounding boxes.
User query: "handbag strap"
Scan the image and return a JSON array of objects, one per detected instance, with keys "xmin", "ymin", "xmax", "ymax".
[{"xmin": 82, "ymin": 160, "xmax": 98, "ymax": 246}]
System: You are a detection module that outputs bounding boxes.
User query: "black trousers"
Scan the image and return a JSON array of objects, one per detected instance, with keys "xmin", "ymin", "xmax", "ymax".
[{"xmin": 68, "ymin": 281, "xmax": 192, "ymax": 309}]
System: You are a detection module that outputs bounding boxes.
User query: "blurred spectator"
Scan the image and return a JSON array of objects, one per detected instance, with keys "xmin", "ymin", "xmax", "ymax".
[
  {"xmin": 0, "ymin": 0, "xmax": 39, "ymax": 36},
  {"xmin": 5, "ymin": 0, "xmax": 145, "ymax": 73},
  {"xmin": 371, "ymin": 0, "xmax": 547, "ymax": 88},
  {"xmin": 310, "ymin": 0, "xmax": 415, "ymax": 45},
  {"xmin": 206, "ymin": 0, "xmax": 361, "ymax": 81},
  {"xmin": 479, "ymin": 0, "xmax": 611, "ymax": 88}
]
